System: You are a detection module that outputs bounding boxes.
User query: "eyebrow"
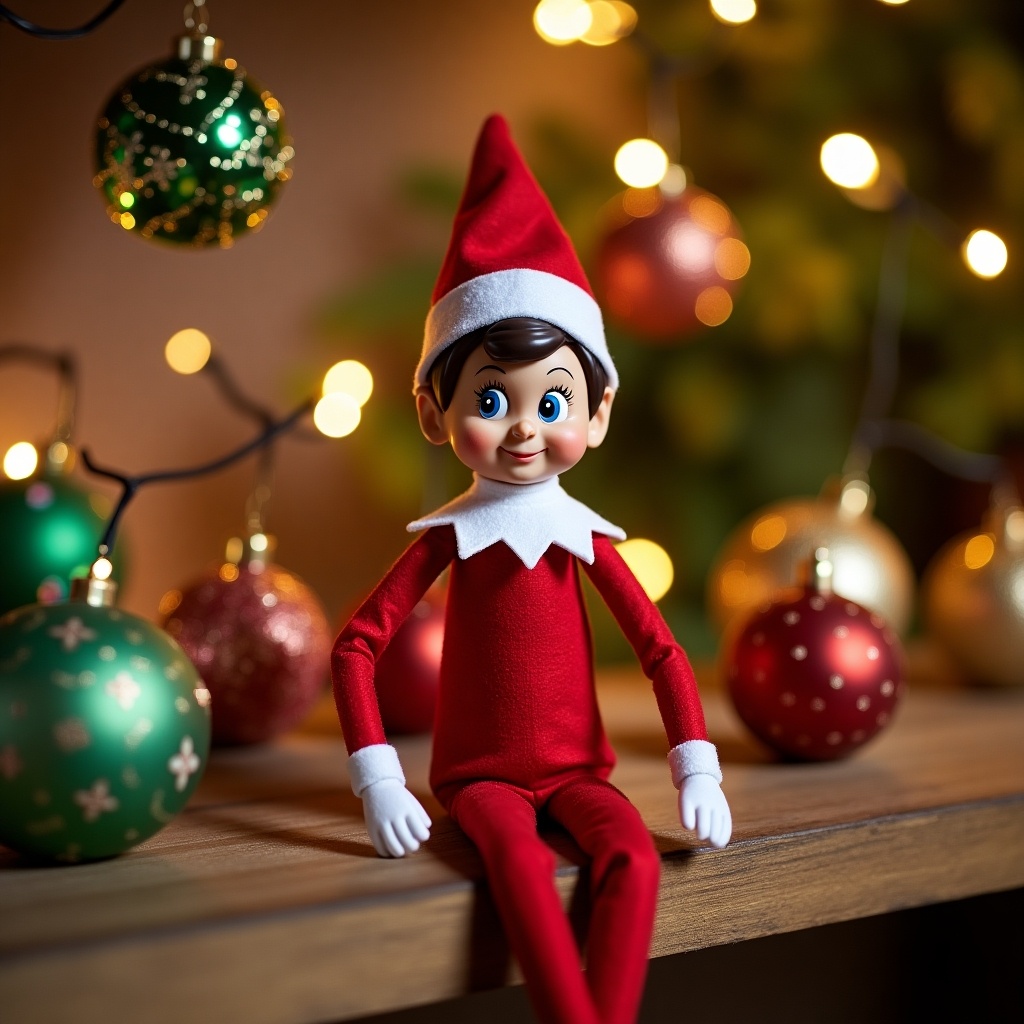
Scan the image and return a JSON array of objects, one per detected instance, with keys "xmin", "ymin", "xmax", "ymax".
[
  {"xmin": 474, "ymin": 364, "xmax": 506, "ymax": 375},
  {"xmin": 546, "ymin": 366, "xmax": 574, "ymax": 378}
]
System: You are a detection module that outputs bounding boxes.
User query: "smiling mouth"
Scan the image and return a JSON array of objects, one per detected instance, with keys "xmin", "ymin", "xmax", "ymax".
[{"xmin": 500, "ymin": 447, "xmax": 546, "ymax": 462}]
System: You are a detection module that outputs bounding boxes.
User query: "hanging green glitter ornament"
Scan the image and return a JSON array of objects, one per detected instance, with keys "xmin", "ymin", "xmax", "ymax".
[
  {"xmin": 0, "ymin": 346, "xmax": 126, "ymax": 616},
  {"xmin": 92, "ymin": 1, "xmax": 293, "ymax": 248},
  {"xmin": 0, "ymin": 459, "xmax": 117, "ymax": 615},
  {"xmin": 0, "ymin": 565, "xmax": 211, "ymax": 863}
]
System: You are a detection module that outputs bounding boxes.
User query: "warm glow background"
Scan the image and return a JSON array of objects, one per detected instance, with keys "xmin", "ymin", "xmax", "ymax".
[{"xmin": 0, "ymin": 0, "xmax": 641, "ymax": 624}]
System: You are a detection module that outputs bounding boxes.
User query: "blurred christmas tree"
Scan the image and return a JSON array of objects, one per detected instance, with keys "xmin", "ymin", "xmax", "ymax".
[{"xmin": 315, "ymin": 0, "xmax": 1023, "ymax": 660}]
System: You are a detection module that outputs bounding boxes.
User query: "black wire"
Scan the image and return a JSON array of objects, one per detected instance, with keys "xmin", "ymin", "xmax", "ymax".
[
  {"xmin": 860, "ymin": 419, "xmax": 1006, "ymax": 486},
  {"xmin": 204, "ymin": 355, "xmax": 276, "ymax": 428},
  {"xmin": 80, "ymin": 398, "xmax": 314, "ymax": 554},
  {"xmin": 0, "ymin": 0, "xmax": 128, "ymax": 39}
]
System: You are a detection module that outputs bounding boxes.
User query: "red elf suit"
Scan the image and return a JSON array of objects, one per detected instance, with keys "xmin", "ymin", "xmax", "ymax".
[{"xmin": 331, "ymin": 115, "xmax": 731, "ymax": 1024}]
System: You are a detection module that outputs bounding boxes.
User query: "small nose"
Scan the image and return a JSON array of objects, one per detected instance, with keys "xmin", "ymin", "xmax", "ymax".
[{"xmin": 510, "ymin": 417, "xmax": 536, "ymax": 441}]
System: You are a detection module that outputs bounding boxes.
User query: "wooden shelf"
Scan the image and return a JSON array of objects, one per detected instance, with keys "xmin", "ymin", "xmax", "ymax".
[{"xmin": 2, "ymin": 655, "xmax": 1023, "ymax": 1023}]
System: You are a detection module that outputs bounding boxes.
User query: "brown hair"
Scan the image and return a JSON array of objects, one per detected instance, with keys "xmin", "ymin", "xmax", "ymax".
[{"xmin": 427, "ymin": 317, "xmax": 608, "ymax": 418}]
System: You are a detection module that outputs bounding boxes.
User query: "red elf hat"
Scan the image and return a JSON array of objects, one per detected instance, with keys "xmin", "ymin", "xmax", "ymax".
[{"xmin": 415, "ymin": 114, "xmax": 617, "ymax": 392}]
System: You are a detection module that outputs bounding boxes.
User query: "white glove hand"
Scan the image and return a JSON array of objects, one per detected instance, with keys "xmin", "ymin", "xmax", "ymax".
[
  {"xmin": 679, "ymin": 773, "xmax": 732, "ymax": 849},
  {"xmin": 361, "ymin": 778, "xmax": 432, "ymax": 858}
]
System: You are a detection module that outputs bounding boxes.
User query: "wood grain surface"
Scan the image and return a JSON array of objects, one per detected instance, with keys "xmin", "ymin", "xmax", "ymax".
[{"xmin": 2, "ymin": 653, "xmax": 1023, "ymax": 1023}]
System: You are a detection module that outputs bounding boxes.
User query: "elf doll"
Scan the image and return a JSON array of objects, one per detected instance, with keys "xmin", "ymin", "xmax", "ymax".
[{"xmin": 331, "ymin": 114, "xmax": 731, "ymax": 1024}]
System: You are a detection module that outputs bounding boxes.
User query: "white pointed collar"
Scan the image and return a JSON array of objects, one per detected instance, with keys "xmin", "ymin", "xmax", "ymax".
[{"xmin": 408, "ymin": 474, "xmax": 625, "ymax": 569}]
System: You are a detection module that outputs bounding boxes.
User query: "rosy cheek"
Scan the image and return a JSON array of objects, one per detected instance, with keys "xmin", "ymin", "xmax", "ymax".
[
  {"xmin": 546, "ymin": 426, "xmax": 589, "ymax": 466},
  {"xmin": 455, "ymin": 420, "xmax": 495, "ymax": 459}
]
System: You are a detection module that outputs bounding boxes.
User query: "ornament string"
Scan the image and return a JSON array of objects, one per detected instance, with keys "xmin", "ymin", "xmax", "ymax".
[
  {"xmin": 81, "ymin": 398, "xmax": 313, "ymax": 556},
  {"xmin": 0, "ymin": 0, "xmax": 127, "ymax": 39},
  {"xmin": 841, "ymin": 189, "xmax": 1007, "ymax": 489},
  {"xmin": 180, "ymin": 348, "xmax": 324, "ymax": 535},
  {"xmin": 0, "ymin": 344, "xmax": 78, "ymax": 453},
  {"xmin": 199, "ymin": 354, "xmax": 276, "ymax": 534}
]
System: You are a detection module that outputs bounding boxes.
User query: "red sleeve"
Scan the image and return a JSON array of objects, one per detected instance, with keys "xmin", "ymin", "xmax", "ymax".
[
  {"xmin": 331, "ymin": 526, "xmax": 456, "ymax": 754},
  {"xmin": 581, "ymin": 534, "xmax": 709, "ymax": 747}
]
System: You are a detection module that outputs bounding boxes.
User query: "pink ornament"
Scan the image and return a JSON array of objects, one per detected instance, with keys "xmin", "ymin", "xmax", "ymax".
[
  {"xmin": 161, "ymin": 560, "xmax": 331, "ymax": 745},
  {"xmin": 373, "ymin": 588, "xmax": 445, "ymax": 735},
  {"xmin": 593, "ymin": 185, "xmax": 749, "ymax": 342},
  {"xmin": 722, "ymin": 552, "xmax": 904, "ymax": 760}
]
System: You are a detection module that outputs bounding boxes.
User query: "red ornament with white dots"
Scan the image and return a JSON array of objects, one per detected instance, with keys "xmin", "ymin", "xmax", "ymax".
[{"xmin": 722, "ymin": 550, "xmax": 905, "ymax": 761}]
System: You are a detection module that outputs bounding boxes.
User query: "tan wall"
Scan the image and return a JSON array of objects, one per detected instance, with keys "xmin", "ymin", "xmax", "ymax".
[{"xmin": 0, "ymin": 0, "xmax": 641, "ymax": 624}]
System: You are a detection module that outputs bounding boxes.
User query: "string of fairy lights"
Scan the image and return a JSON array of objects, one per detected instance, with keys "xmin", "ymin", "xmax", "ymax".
[
  {"xmin": 529, "ymin": 3, "xmax": 1015, "ymax": 624},
  {"xmin": 533, "ymin": 1, "xmax": 1009, "ymax": 285}
]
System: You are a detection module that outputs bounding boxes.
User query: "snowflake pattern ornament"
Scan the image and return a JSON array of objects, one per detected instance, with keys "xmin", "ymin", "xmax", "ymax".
[
  {"xmin": 721, "ymin": 548, "xmax": 905, "ymax": 761},
  {"xmin": 92, "ymin": 32, "xmax": 293, "ymax": 248},
  {"xmin": 0, "ymin": 578, "xmax": 211, "ymax": 863}
]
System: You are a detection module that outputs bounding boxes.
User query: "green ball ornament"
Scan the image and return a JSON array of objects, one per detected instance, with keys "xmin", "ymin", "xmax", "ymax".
[
  {"xmin": 93, "ymin": 35, "xmax": 293, "ymax": 248},
  {"xmin": 0, "ymin": 578, "xmax": 211, "ymax": 863},
  {"xmin": 0, "ymin": 470, "xmax": 122, "ymax": 617}
]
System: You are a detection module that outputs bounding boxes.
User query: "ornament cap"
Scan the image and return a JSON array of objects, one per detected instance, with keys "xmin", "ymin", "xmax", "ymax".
[
  {"xmin": 176, "ymin": 34, "xmax": 223, "ymax": 63},
  {"xmin": 822, "ymin": 474, "xmax": 875, "ymax": 520},
  {"xmin": 44, "ymin": 440, "xmax": 75, "ymax": 475},
  {"xmin": 70, "ymin": 574, "xmax": 118, "ymax": 608},
  {"xmin": 800, "ymin": 546, "xmax": 835, "ymax": 595},
  {"xmin": 70, "ymin": 555, "xmax": 119, "ymax": 607},
  {"xmin": 226, "ymin": 532, "xmax": 277, "ymax": 571}
]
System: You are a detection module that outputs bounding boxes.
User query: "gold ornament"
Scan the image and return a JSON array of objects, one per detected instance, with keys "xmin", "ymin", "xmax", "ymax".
[
  {"xmin": 922, "ymin": 498, "xmax": 1024, "ymax": 688},
  {"xmin": 707, "ymin": 475, "xmax": 916, "ymax": 635}
]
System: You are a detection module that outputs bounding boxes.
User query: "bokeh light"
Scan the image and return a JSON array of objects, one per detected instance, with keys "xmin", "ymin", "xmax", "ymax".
[
  {"xmin": 694, "ymin": 286, "xmax": 733, "ymax": 327},
  {"xmin": 91, "ymin": 556, "xmax": 114, "ymax": 581},
  {"xmin": 3, "ymin": 442, "xmax": 39, "ymax": 481},
  {"xmin": 581, "ymin": 1, "xmax": 637, "ymax": 45},
  {"xmin": 314, "ymin": 392, "xmax": 362, "ymax": 438},
  {"xmin": 615, "ymin": 538, "xmax": 674, "ymax": 602},
  {"xmin": 710, "ymin": 0, "xmax": 757, "ymax": 26},
  {"xmin": 533, "ymin": 0, "xmax": 592, "ymax": 45},
  {"xmin": 820, "ymin": 133, "xmax": 880, "ymax": 190},
  {"xmin": 614, "ymin": 139, "xmax": 669, "ymax": 188},
  {"xmin": 963, "ymin": 534, "xmax": 995, "ymax": 570},
  {"xmin": 165, "ymin": 329, "xmax": 212, "ymax": 375},
  {"xmin": 323, "ymin": 359, "xmax": 374, "ymax": 407},
  {"xmin": 962, "ymin": 229, "xmax": 1007, "ymax": 279}
]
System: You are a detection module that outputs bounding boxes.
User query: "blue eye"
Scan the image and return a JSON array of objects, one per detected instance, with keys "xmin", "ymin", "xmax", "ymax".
[
  {"xmin": 477, "ymin": 387, "xmax": 508, "ymax": 420},
  {"xmin": 538, "ymin": 390, "xmax": 569, "ymax": 423}
]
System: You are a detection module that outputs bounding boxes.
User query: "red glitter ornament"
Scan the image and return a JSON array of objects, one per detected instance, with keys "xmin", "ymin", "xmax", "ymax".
[
  {"xmin": 160, "ymin": 539, "xmax": 331, "ymax": 745},
  {"xmin": 721, "ymin": 549, "xmax": 904, "ymax": 761},
  {"xmin": 593, "ymin": 184, "xmax": 749, "ymax": 342},
  {"xmin": 372, "ymin": 585, "xmax": 445, "ymax": 735}
]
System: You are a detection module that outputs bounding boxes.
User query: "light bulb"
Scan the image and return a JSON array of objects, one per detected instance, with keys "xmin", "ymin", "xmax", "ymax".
[
  {"xmin": 820, "ymin": 133, "xmax": 880, "ymax": 190},
  {"xmin": 710, "ymin": 0, "xmax": 757, "ymax": 26},
  {"xmin": 533, "ymin": 0, "xmax": 592, "ymax": 45},
  {"xmin": 313, "ymin": 392, "xmax": 361, "ymax": 438},
  {"xmin": 165, "ymin": 329, "xmax": 212, "ymax": 375},
  {"xmin": 3, "ymin": 442, "xmax": 38, "ymax": 480},
  {"xmin": 615, "ymin": 538, "xmax": 674, "ymax": 602},
  {"xmin": 322, "ymin": 359, "xmax": 374, "ymax": 406},
  {"xmin": 614, "ymin": 139, "xmax": 669, "ymax": 188},
  {"xmin": 962, "ymin": 229, "xmax": 1007, "ymax": 279},
  {"xmin": 580, "ymin": 1, "xmax": 637, "ymax": 45}
]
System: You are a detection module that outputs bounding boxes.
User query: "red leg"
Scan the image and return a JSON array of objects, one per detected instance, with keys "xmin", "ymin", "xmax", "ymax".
[
  {"xmin": 545, "ymin": 777, "xmax": 660, "ymax": 1024},
  {"xmin": 449, "ymin": 780, "xmax": 600, "ymax": 1024}
]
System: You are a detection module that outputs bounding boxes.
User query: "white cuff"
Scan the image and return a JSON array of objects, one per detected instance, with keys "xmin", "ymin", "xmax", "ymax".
[
  {"xmin": 348, "ymin": 744, "xmax": 406, "ymax": 797},
  {"xmin": 669, "ymin": 739, "xmax": 723, "ymax": 789}
]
